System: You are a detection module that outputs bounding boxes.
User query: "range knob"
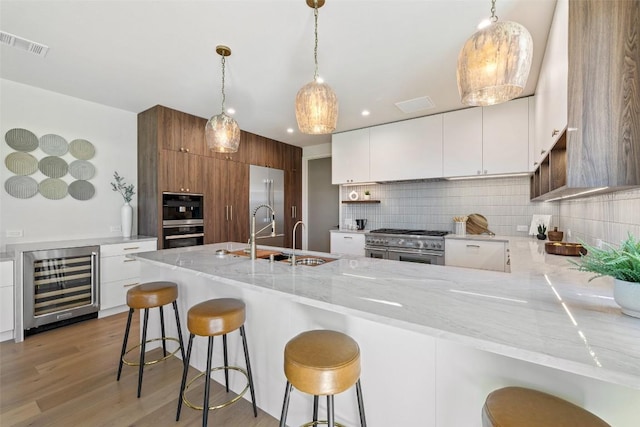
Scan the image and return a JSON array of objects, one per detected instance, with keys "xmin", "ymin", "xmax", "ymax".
[
  {"xmin": 429, "ymin": 242, "xmax": 436, "ymax": 248},
  {"xmin": 435, "ymin": 242, "xmax": 442, "ymax": 249},
  {"xmin": 415, "ymin": 241, "xmax": 423, "ymax": 249},
  {"xmin": 398, "ymin": 239, "xmax": 405, "ymax": 245}
]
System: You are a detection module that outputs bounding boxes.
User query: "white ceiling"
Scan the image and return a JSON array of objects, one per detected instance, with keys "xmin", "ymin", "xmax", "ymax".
[{"xmin": 0, "ymin": 0, "xmax": 557, "ymax": 148}]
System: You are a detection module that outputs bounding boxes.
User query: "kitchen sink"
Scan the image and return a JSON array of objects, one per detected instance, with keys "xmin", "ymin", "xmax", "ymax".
[{"xmin": 295, "ymin": 257, "xmax": 326, "ymax": 266}]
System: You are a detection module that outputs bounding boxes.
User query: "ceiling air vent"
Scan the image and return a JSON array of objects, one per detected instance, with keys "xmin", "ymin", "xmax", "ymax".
[
  {"xmin": 395, "ymin": 96, "xmax": 435, "ymax": 114},
  {"xmin": 0, "ymin": 31, "xmax": 49, "ymax": 57}
]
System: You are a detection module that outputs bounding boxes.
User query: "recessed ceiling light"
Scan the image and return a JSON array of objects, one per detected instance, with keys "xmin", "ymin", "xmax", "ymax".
[
  {"xmin": 361, "ymin": 110, "xmax": 370, "ymax": 116},
  {"xmin": 226, "ymin": 108, "xmax": 236, "ymax": 115},
  {"xmin": 287, "ymin": 128, "xmax": 294, "ymax": 133}
]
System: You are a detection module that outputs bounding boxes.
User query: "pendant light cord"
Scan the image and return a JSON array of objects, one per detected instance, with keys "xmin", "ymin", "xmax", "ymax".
[
  {"xmin": 220, "ymin": 54, "xmax": 227, "ymax": 113},
  {"xmin": 313, "ymin": 0, "xmax": 319, "ymax": 81},
  {"xmin": 490, "ymin": 0, "xmax": 498, "ymax": 22}
]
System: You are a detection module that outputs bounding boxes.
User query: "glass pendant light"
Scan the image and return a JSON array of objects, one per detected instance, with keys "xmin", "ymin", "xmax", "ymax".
[
  {"xmin": 206, "ymin": 45, "xmax": 240, "ymax": 153},
  {"xmin": 295, "ymin": 0, "xmax": 338, "ymax": 135},
  {"xmin": 457, "ymin": 0, "xmax": 533, "ymax": 107}
]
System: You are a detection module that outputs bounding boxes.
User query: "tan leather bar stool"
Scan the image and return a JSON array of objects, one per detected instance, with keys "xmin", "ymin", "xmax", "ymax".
[
  {"xmin": 176, "ymin": 298, "xmax": 257, "ymax": 427},
  {"xmin": 116, "ymin": 281, "xmax": 185, "ymax": 398},
  {"xmin": 482, "ymin": 386, "xmax": 610, "ymax": 427},
  {"xmin": 279, "ymin": 330, "xmax": 366, "ymax": 427}
]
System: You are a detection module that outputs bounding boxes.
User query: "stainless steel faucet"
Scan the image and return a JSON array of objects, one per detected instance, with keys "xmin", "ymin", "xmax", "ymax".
[
  {"xmin": 250, "ymin": 204, "xmax": 276, "ymax": 260},
  {"xmin": 291, "ymin": 220, "xmax": 305, "ymax": 265}
]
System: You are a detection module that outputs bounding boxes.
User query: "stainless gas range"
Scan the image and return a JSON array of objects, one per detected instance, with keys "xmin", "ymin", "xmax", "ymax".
[{"xmin": 365, "ymin": 228, "xmax": 449, "ymax": 265}]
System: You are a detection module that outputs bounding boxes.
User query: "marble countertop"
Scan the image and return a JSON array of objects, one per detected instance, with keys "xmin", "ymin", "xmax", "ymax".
[
  {"xmin": 132, "ymin": 237, "xmax": 640, "ymax": 390},
  {"xmin": 6, "ymin": 235, "xmax": 157, "ymax": 256},
  {"xmin": 330, "ymin": 229, "xmax": 369, "ymax": 234}
]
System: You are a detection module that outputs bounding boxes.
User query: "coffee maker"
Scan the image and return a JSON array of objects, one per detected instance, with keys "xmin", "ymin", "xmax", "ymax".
[{"xmin": 356, "ymin": 219, "xmax": 367, "ymax": 230}]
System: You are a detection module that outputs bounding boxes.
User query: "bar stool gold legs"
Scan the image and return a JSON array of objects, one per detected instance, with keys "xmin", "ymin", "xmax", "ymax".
[
  {"xmin": 175, "ymin": 298, "xmax": 257, "ymax": 427},
  {"xmin": 116, "ymin": 281, "xmax": 185, "ymax": 398},
  {"xmin": 279, "ymin": 330, "xmax": 367, "ymax": 427}
]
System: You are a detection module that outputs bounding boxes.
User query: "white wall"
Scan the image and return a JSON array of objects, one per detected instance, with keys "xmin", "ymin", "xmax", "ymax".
[{"xmin": 0, "ymin": 79, "xmax": 137, "ymax": 251}]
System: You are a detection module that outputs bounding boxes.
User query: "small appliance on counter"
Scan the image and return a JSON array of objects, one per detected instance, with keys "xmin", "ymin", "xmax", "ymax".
[{"xmin": 356, "ymin": 219, "xmax": 367, "ymax": 230}]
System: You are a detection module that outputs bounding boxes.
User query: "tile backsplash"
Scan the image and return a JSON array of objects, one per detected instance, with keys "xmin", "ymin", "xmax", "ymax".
[
  {"xmin": 340, "ymin": 177, "xmax": 640, "ymax": 245},
  {"xmin": 340, "ymin": 176, "xmax": 559, "ymax": 236},
  {"xmin": 559, "ymin": 187, "xmax": 640, "ymax": 246}
]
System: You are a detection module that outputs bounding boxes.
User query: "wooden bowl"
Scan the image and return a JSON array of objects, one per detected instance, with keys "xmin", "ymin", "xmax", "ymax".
[{"xmin": 545, "ymin": 242, "xmax": 587, "ymax": 256}]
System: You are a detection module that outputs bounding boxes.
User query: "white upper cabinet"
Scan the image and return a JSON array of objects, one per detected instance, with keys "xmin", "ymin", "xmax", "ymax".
[
  {"xmin": 443, "ymin": 108, "xmax": 483, "ymax": 177},
  {"xmin": 482, "ymin": 97, "xmax": 529, "ymax": 175},
  {"xmin": 369, "ymin": 115, "xmax": 443, "ymax": 181},
  {"xmin": 534, "ymin": 0, "xmax": 568, "ymax": 164},
  {"xmin": 332, "ymin": 128, "xmax": 370, "ymax": 184}
]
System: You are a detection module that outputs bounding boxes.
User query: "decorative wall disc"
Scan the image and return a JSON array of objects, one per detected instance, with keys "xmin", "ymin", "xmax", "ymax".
[
  {"xmin": 39, "ymin": 178, "xmax": 68, "ymax": 200},
  {"xmin": 39, "ymin": 134, "xmax": 69, "ymax": 156},
  {"xmin": 69, "ymin": 160, "xmax": 95, "ymax": 180},
  {"xmin": 69, "ymin": 139, "xmax": 95, "ymax": 160},
  {"xmin": 5, "ymin": 152, "xmax": 38, "ymax": 175},
  {"xmin": 5, "ymin": 176, "xmax": 38, "ymax": 198},
  {"xmin": 5, "ymin": 128, "xmax": 39, "ymax": 152},
  {"xmin": 68, "ymin": 180, "xmax": 95, "ymax": 200},
  {"xmin": 39, "ymin": 156, "xmax": 69, "ymax": 178}
]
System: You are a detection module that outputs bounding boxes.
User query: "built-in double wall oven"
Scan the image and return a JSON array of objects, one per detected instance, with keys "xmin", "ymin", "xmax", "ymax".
[{"xmin": 162, "ymin": 192, "xmax": 204, "ymax": 249}]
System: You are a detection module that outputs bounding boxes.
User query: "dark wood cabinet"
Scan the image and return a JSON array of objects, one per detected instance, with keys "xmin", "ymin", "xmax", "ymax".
[
  {"xmin": 139, "ymin": 104, "xmax": 301, "ymax": 249},
  {"xmin": 204, "ymin": 158, "xmax": 249, "ymax": 244},
  {"xmin": 247, "ymin": 133, "xmax": 285, "ymax": 169},
  {"xmin": 160, "ymin": 150, "xmax": 203, "ymax": 194},
  {"xmin": 284, "ymin": 146, "xmax": 303, "ymax": 249},
  {"xmin": 160, "ymin": 106, "xmax": 205, "ymax": 156}
]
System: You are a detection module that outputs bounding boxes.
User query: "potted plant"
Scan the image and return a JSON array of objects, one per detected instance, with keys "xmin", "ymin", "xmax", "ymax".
[
  {"xmin": 363, "ymin": 190, "xmax": 371, "ymax": 200},
  {"xmin": 111, "ymin": 171, "xmax": 135, "ymax": 238},
  {"xmin": 571, "ymin": 234, "xmax": 640, "ymax": 318},
  {"xmin": 536, "ymin": 224, "xmax": 547, "ymax": 240}
]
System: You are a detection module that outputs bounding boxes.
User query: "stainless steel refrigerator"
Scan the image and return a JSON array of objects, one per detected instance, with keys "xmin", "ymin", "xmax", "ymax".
[{"xmin": 249, "ymin": 165, "xmax": 285, "ymax": 247}]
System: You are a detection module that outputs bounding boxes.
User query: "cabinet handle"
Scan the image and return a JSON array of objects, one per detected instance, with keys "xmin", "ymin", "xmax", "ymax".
[
  {"xmin": 180, "ymin": 187, "xmax": 185, "ymax": 192},
  {"xmin": 230, "ymin": 205, "xmax": 233, "ymax": 221},
  {"xmin": 534, "ymin": 162, "xmax": 539, "ymax": 166},
  {"xmin": 123, "ymin": 259, "xmax": 137, "ymax": 263},
  {"xmin": 483, "ymin": 170, "xmax": 488, "ymax": 175},
  {"xmin": 344, "ymin": 236, "xmax": 353, "ymax": 239},
  {"xmin": 225, "ymin": 205, "xmax": 229, "ymax": 221},
  {"xmin": 179, "ymin": 147, "xmax": 184, "ymax": 152},
  {"xmin": 185, "ymin": 148, "xmax": 190, "ymax": 153},
  {"xmin": 477, "ymin": 170, "xmax": 481, "ymax": 175},
  {"xmin": 123, "ymin": 246, "xmax": 140, "ymax": 250},
  {"xmin": 294, "ymin": 206, "xmax": 297, "ymax": 218},
  {"xmin": 551, "ymin": 129, "xmax": 559, "ymax": 137},
  {"xmin": 291, "ymin": 206, "xmax": 295, "ymax": 218},
  {"xmin": 185, "ymin": 188, "xmax": 190, "ymax": 192},
  {"xmin": 540, "ymin": 150, "xmax": 546, "ymax": 155},
  {"xmin": 123, "ymin": 282, "xmax": 140, "ymax": 288},
  {"xmin": 466, "ymin": 244, "xmax": 480, "ymax": 248}
]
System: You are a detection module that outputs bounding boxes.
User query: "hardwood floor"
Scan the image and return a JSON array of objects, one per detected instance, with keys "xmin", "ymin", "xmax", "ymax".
[{"xmin": 0, "ymin": 312, "xmax": 280, "ymax": 426}]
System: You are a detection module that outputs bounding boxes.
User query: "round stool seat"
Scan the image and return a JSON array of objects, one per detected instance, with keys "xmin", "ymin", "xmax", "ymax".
[
  {"xmin": 126, "ymin": 281, "xmax": 178, "ymax": 309},
  {"xmin": 482, "ymin": 387, "xmax": 610, "ymax": 427},
  {"xmin": 187, "ymin": 298, "xmax": 246, "ymax": 337},
  {"xmin": 284, "ymin": 330, "xmax": 360, "ymax": 396}
]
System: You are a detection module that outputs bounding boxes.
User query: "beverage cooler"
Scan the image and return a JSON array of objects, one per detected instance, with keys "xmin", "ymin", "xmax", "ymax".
[{"xmin": 23, "ymin": 245, "xmax": 100, "ymax": 334}]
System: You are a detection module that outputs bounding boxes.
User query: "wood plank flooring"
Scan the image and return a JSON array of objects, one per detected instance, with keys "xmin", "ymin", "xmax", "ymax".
[{"xmin": 0, "ymin": 312, "xmax": 280, "ymax": 426}]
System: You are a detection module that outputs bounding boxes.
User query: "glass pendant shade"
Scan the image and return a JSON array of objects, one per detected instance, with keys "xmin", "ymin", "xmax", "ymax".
[
  {"xmin": 295, "ymin": 80, "xmax": 338, "ymax": 134},
  {"xmin": 205, "ymin": 112, "xmax": 240, "ymax": 153},
  {"xmin": 457, "ymin": 20, "xmax": 533, "ymax": 106}
]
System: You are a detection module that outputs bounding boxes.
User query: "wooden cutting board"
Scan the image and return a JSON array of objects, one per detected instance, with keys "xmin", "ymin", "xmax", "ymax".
[
  {"xmin": 230, "ymin": 249, "xmax": 281, "ymax": 259},
  {"xmin": 466, "ymin": 213, "xmax": 493, "ymax": 235}
]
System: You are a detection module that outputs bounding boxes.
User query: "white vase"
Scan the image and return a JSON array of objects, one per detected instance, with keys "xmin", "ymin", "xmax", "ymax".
[
  {"xmin": 121, "ymin": 202, "xmax": 133, "ymax": 238},
  {"xmin": 613, "ymin": 278, "xmax": 640, "ymax": 318}
]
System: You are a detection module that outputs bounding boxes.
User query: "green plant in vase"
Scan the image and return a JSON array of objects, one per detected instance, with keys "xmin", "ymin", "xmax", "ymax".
[
  {"xmin": 571, "ymin": 234, "xmax": 640, "ymax": 318},
  {"xmin": 536, "ymin": 224, "xmax": 547, "ymax": 240}
]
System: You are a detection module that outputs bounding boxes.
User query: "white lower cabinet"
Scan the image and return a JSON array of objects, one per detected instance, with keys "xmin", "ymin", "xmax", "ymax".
[
  {"xmin": 330, "ymin": 232, "xmax": 365, "ymax": 256},
  {"xmin": 0, "ymin": 260, "xmax": 14, "ymax": 341},
  {"xmin": 445, "ymin": 239, "xmax": 508, "ymax": 272},
  {"xmin": 99, "ymin": 240, "xmax": 157, "ymax": 316}
]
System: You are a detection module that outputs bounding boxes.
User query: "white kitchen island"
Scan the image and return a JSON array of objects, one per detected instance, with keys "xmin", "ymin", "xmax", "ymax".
[{"xmin": 133, "ymin": 240, "xmax": 640, "ymax": 427}]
